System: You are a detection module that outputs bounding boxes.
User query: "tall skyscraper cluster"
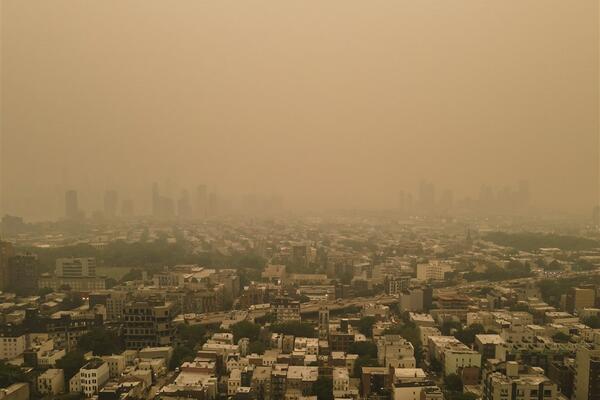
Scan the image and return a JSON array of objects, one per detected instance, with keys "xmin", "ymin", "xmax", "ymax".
[
  {"xmin": 63, "ymin": 189, "xmax": 134, "ymax": 221},
  {"xmin": 151, "ymin": 182, "xmax": 219, "ymax": 220},
  {"xmin": 398, "ymin": 180, "xmax": 531, "ymax": 216}
]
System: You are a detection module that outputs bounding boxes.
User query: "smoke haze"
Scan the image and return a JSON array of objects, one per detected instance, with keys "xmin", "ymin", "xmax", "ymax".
[{"xmin": 1, "ymin": 1, "xmax": 598, "ymax": 220}]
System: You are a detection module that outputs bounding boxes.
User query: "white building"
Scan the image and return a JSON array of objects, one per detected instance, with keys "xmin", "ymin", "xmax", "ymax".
[
  {"xmin": 416, "ymin": 261, "xmax": 452, "ymax": 281},
  {"xmin": 294, "ymin": 337, "xmax": 319, "ymax": 356},
  {"xmin": 37, "ymin": 369, "xmax": 65, "ymax": 396},
  {"xmin": 101, "ymin": 354, "xmax": 126, "ymax": 378},
  {"xmin": 377, "ymin": 335, "xmax": 416, "ymax": 368},
  {"xmin": 428, "ymin": 336, "xmax": 481, "ymax": 376},
  {"xmin": 392, "ymin": 368, "xmax": 436, "ymax": 400},
  {"xmin": 0, "ymin": 334, "xmax": 26, "ymax": 360},
  {"xmin": 79, "ymin": 359, "xmax": 110, "ymax": 397},
  {"xmin": 228, "ymin": 369, "xmax": 242, "ymax": 396},
  {"xmin": 55, "ymin": 257, "xmax": 96, "ymax": 277},
  {"xmin": 333, "ymin": 367, "xmax": 358, "ymax": 398}
]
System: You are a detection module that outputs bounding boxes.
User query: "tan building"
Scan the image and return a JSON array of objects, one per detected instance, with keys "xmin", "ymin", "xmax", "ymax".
[{"xmin": 37, "ymin": 369, "xmax": 65, "ymax": 396}]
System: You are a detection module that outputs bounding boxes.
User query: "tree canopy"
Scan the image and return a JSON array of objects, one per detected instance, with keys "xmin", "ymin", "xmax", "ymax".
[
  {"xmin": 313, "ymin": 377, "xmax": 334, "ymax": 400},
  {"xmin": 56, "ymin": 351, "xmax": 86, "ymax": 381},
  {"xmin": 77, "ymin": 328, "xmax": 124, "ymax": 356},
  {"xmin": 232, "ymin": 321, "xmax": 261, "ymax": 343},
  {"xmin": 357, "ymin": 316, "xmax": 377, "ymax": 338},
  {"xmin": 349, "ymin": 341, "xmax": 378, "ymax": 359},
  {"xmin": 270, "ymin": 322, "xmax": 315, "ymax": 338}
]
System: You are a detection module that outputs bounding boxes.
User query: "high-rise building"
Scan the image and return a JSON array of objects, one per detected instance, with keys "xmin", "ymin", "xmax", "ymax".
[
  {"xmin": 418, "ymin": 181, "xmax": 435, "ymax": 213},
  {"xmin": 208, "ymin": 192, "xmax": 218, "ymax": 217},
  {"xmin": 177, "ymin": 190, "xmax": 192, "ymax": 219},
  {"xmin": 123, "ymin": 300, "xmax": 174, "ymax": 349},
  {"xmin": 482, "ymin": 360, "xmax": 557, "ymax": 400},
  {"xmin": 152, "ymin": 183, "xmax": 160, "ymax": 217},
  {"xmin": 55, "ymin": 257, "xmax": 96, "ymax": 278},
  {"xmin": 272, "ymin": 297, "xmax": 301, "ymax": 323},
  {"xmin": 566, "ymin": 287, "xmax": 596, "ymax": 314},
  {"xmin": 195, "ymin": 185, "xmax": 208, "ymax": 218},
  {"xmin": 151, "ymin": 183, "xmax": 175, "ymax": 219},
  {"xmin": 398, "ymin": 190, "xmax": 406, "ymax": 214},
  {"xmin": 121, "ymin": 200, "xmax": 134, "ymax": 217},
  {"xmin": 8, "ymin": 253, "xmax": 39, "ymax": 295},
  {"xmin": 574, "ymin": 344, "xmax": 600, "ymax": 400},
  {"xmin": 0, "ymin": 241, "xmax": 15, "ymax": 291},
  {"xmin": 439, "ymin": 189, "xmax": 454, "ymax": 212},
  {"xmin": 318, "ymin": 306, "xmax": 329, "ymax": 340},
  {"xmin": 103, "ymin": 190, "xmax": 118, "ymax": 218},
  {"xmin": 518, "ymin": 180, "xmax": 530, "ymax": 211},
  {"xmin": 65, "ymin": 190, "xmax": 80, "ymax": 220}
]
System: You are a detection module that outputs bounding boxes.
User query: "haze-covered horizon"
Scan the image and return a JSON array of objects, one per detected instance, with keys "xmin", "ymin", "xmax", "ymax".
[{"xmin": 1, "ymin": 1, "xmax": 598, "ymax": 221}]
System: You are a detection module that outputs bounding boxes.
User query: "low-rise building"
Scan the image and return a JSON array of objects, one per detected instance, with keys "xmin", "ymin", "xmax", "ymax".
[{"xmin": 37, "ymin": 369, "xmax": 65, "ymax": 396}]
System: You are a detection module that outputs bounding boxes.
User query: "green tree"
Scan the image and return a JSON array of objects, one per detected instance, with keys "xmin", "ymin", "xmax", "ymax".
[
  {"xmin": 169, "ymin": 346, "xmax": 196, "ymax": 370},
  {"xmin": 552, "ymin": 332, "xmax": 570, "ymax": 343},
  {"xmin": 357, "ymin": 316, "xmax": 377, "ymax": 338},
  {"xmin": 120, "ymin": 268, "xmax": 143, "ymax": 283},
  {"xmin": 441, "ymin": 321, "xmax": 462, "ymax": 336},
  {"xmin": 454, "ymin": 324, "xmax": 485, "ymax": 346},
  {"xmin": 444, "ymin": 373, "xmax": 463, "ymax": 392},
  {"xmin": 77, "ymin": 328, "xmax": 123, "ymax": 356},
  {"xmin": 178, "ymin": 324, "xmax": 207, "ymax": 349},
  {"xmin": 448, "ymin": 393, "xmax": 479, "ymax": 400},
  {"xmin": 313, "ymin": 377, "xmax": 333, "ymax": 400},
  {"xmin": 270, "ymin": 322, "xmax": 316, "ymax": 338},
  {"xmin": 0, "ymin": 361, "xmax": 27, "ymax": 388},
  {"xmin": 349, "ymin": 341, "xmax": 378, "ymax": 358},
  {"xmin": 37, "ymin": 287, "xmax": 54, "ymax": 297},
  {"xmin": 62, "ymin": 293, "xmax": 83, "ymax": 310},
  {"xmin": 249, "ymin": 341, "xmax": 266, "ymax": 355},
  {"xmin": 583, "ymin": 316, "xmax": 600, "ymax": 329},
  {"xmin": 430, "ymin": 358, "xmax": 443, "ymax": 373},
  {"xmin": 232, "ymin": 321, "xmax": 261, "ymax": 342},
  {"xmin": 56, "ymin": 351, "xmax": 86, "ymax": 381},
  {"xmin": 353, "ymin": 356, "xmax": 378, "ymax": 378}
]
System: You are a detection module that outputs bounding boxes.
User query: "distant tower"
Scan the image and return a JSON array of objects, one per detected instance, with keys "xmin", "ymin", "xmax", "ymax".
[
  {"xmin": 465, "ymin": 229, "xmax": 473, "ymax": 249},
  {"xmin": 318, "ymin": 306, "xmax": 329, "ymax": 340},
  {"xmin": 121, "ymin": 200, "xmax": 134, "ymax": 217},
  {"xmin": 177, "ymin": 190, "xmax": 192, "ymax": 219},
  {"xmin": 65, "ymin": 190, "xmax": 79, "ymax": 220},
  {"xmin": 152, "ymin": 183, "xmax": 160, "ymax": 217},
  {"xmin": 103, "ymin": 190, "xmax": 118, "ymax": 218},
  {"xmin": 195, "ymin": 185, "xmax": 208, "ymax": 219},
  {"xmin": 208, "ymin": 192, "xmax": 218, "ymax": 217}
]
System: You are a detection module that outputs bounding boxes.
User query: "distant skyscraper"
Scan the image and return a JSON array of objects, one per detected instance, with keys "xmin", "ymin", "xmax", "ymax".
[
  {"xmin": 121, "ymin": 200, "xmax": 134, "ymax": 217},
  {"xmin": 398, "ymin": 190, "xmax": 406, "ymax": 214},
  {"xmin": 152, "ymin": 183, "xmax": 160, "ymax": 217},
  {"xmin": 208, "ymin": 192, "xmax": 218, "ymax": 217},
  {"xmin": 418, "ymin": 181, "xmax": 435, "ymax": 212},
  {"xmin": 8, "ymin": 253, "xmax": 39, "ymax": 295},
  {"xmin": 439, "ymin": 189, "xmax": 454, "ymax": 212},
  {"xmin": 103, "ymin": 190, "xmax": 118, "ymax": 218},
  {"xmin": 517, "ymin": 180, "xmax": 530, "ymax": 211},
  {"xmin": 65, "ymin": 190, "xmax": 79, "ymax": 220},
  {"xmin": 177, "ymin": 190, "xmax": 192, "ymax": 219},
  {"xmin": 319, "ymin": 306, "xmax": 329, "ymax": 340},
  {"xmin": 0, "ymin": 241, "xmax": 15, "ymax": 291},
  {"xmin": 195, "ymin": 185, "xmax": 208, "ymax": 218}
]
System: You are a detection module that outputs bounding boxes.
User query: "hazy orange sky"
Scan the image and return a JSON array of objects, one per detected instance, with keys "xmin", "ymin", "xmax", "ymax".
[{"xmin": 1, "ymin": 1, "xmax": 598, "ymax": 220}]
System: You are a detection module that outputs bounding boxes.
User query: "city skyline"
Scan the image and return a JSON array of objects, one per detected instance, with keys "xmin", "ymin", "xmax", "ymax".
[{"xmin": 1, "ymin": 1, "xmax": 598, "ymax": 220}]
